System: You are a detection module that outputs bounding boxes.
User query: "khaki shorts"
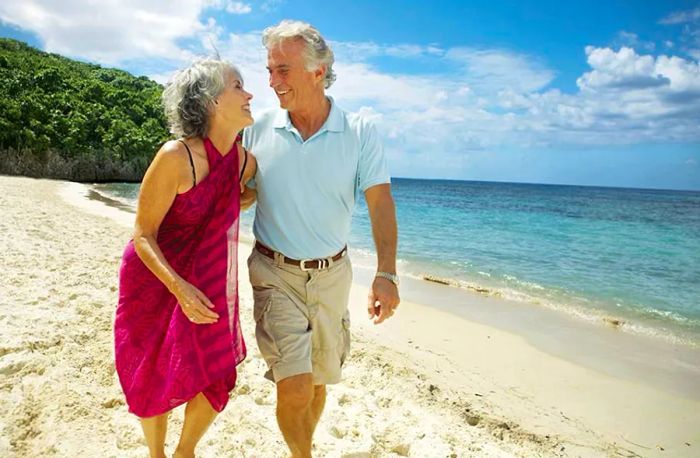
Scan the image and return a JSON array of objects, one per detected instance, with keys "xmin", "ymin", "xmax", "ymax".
[{"xmin": 247, "ymin": 247, "xmax": 352, "ymax": 385}]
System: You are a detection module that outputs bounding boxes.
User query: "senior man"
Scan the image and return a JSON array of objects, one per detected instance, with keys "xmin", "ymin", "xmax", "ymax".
[{"xmin": 243, "ymin": 20, "xmax": 400, "ymax": 458}]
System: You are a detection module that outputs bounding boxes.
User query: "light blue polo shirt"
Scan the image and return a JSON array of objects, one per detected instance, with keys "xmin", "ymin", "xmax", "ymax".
[{"xmin": 243, "ymin": 97, "xmax": 390, "ymax": 260}]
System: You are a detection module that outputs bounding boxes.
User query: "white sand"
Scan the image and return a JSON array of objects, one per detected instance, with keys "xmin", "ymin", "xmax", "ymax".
[{"xmin": 1, "ymin": 175, "xmax": 698, "ymax": 457}]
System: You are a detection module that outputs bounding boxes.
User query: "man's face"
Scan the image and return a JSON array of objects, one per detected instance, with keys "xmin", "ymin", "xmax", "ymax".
[{"xmin": 267, "ymin": 39, "xmax": 322, "ymax": 112}]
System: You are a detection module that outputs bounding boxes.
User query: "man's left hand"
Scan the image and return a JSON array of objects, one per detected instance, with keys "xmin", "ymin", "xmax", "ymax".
[{"xmin": 367, "ymin": 277, "xmax": 400, "ymax": 325}]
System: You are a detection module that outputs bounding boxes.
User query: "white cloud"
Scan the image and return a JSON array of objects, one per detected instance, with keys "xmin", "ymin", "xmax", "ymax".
[
  {"xmin": 659, "ymin": 7, "xmax": 700, "ymax": 25},
  {"xmin": 577, "ymin": 47, "xmax": 670, "ymax": 90},
  {"xmin": 445, "ymin": 47, "xmax": 555, "ymax": 94},
  {"xmin": 1, "ymin": 1, "xmax": 699, "ymax": 180},
  {"xmin": 207, "ymin": 0, "xmax": 252, "ymax": 13},
  {"xmin": 0, "ymin": 0, "xmax": 210, "ymax": 64},
  {"xmin": 659, "ymin": 5, "xmax": 700, "ymax": 60},
  {"xmin": 259, "ymin": 0, "xmax": 284, "ymax": 12},
  {"xmin": 331, "ymin": 62, "xmax": 441, "ymax": 110},
  {"xmin": 225, "ymin": 1, "xmax": 252, "ymax": 14},
  {"xmin": 615, "ymin": 31, "xmax": 656, "ymax": 52},
  {"xmin": 331, "ymin": 41, "xmax": 443, "ymax": 63}
]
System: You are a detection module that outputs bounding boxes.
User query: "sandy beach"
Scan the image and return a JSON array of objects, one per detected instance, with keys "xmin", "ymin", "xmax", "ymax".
[{"xmin": 1, "ymin": 175, "xmax": 699, "ymax": 457}]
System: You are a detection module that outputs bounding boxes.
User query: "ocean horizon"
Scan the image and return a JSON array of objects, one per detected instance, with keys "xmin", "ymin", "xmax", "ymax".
[
  {"xmin": 94, "ymin": 176, "xmax": 700, "ymax": 348},
  {"xmin": 392, "ymin": 177, "xmax": 700, "ymax": 193}
]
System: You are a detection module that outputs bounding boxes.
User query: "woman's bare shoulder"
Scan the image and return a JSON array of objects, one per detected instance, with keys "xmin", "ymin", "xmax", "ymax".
[{"xmin": 143, "ymin": 140, "xmax": 194, "ymax": 183}]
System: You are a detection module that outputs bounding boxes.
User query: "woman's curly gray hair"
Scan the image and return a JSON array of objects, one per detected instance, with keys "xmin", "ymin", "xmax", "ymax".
[
  {"xmin": 162, "ymin": 59, "xmax": 242, "ymax": 138},
  {"xmin": 262, "ymin": 20, "xmax": 336, "ymax": 89}
]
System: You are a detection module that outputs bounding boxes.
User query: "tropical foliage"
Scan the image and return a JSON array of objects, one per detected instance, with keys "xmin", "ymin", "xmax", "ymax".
[{"xmin": 0, "ymin": 38, "xmax": 170, "ymax": 181}]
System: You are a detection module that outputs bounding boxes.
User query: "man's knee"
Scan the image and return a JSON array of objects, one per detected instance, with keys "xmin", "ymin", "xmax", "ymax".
[{"xmin": 277, "ymin": 373, "xmax": 314, "ymax": 410}]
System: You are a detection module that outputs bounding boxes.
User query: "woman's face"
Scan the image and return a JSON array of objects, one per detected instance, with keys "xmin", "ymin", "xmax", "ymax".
[{"xmin": 214, "ymin": 70, "xmax": 254, "ymax": 129}]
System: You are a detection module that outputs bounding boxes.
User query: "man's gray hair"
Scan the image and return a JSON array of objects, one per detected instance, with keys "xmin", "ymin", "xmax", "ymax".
[
  {"xmin": 162, "ymin": 59, "xmax": 242, "ymax": 138},
  {"xmin": 262, "ymin": 20, "xmax": 336, "ymax": 89}
]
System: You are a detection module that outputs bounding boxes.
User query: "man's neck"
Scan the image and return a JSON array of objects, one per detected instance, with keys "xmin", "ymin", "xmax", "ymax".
[{"xmin": 289, "ymin": 94, "xmax": 331, "ymax": 141}]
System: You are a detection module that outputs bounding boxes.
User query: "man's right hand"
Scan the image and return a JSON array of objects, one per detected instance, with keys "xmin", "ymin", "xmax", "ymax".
[{"xmin": 367, "ymin": 276, "xmax": 400, "ymax": 325}]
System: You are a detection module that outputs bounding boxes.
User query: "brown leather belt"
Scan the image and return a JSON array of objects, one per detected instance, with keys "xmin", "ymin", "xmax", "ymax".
[{"xmin": 255, "ymin": 241, "xmax": 347, "ymax": 271}]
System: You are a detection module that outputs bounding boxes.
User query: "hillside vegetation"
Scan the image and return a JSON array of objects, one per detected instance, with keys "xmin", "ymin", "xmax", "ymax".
[{"xmin": 0, "ymin": 38, "xmax": 170, "ymax": 181}]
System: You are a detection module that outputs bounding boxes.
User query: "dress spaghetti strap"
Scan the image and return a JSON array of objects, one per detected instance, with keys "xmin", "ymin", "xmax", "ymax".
[
  {"xmin": 239, "ymin": 148, "xmax": 248, "ymax": 182},
  {"xmin": 178, "ymin": 139, "xmax": 197, "ymax": 187}
]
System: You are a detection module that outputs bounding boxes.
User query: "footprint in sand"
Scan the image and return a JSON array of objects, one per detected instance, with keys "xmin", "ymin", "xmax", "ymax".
[
  {"xmin": 101, "ymin": 398, "xmax": 125, "ymax": 409},
  {"xmin": 464, "ymin": 413, "xmax": 481, "ymax": 426},
  {"xmin": 0, "ymin": 358, "xmax": 27, "ymax": 376},
  {"xmin": 390, "ymin": 443, "xmax": 411, "ymax": 456},
  {"xmin": 330, "ymin": 425, "xmax": 347, "ymax": 439},
  {"xmin": 337, "ymin": 393, "xmax": 352, "ymax": 406},
  {"xmin": 0, "ymin": 345, "xmax": 21, "ymax": 357}
]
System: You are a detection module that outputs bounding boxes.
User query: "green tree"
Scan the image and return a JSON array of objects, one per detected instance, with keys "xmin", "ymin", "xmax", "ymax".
[{"xmin": 0, "ymin": 38, "xmax": 170, "ymax": 181}]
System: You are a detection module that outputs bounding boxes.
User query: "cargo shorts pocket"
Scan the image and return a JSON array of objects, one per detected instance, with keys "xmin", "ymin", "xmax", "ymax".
[
  {"xmin": 252, "ymin": 287, "xmax": 281, "ymax": 363},
  {"xmin": 339, "ymin": 313, "xmax": 351, "ymax": 366}
]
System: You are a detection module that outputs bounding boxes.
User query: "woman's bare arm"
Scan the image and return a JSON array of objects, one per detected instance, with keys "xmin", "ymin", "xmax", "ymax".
[
  {"xmin": 132, "ymin": 140, "xmax": 219, "ymax": 324},
  {"xmin": 238, "ymin": 145, "xmax": 258, "ymax": 210}
]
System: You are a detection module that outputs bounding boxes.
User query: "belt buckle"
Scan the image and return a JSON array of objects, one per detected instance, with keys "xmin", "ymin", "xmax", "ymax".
[{"xmin": 299, "ymin": 258, "xmax": 329, "ymax": 271}]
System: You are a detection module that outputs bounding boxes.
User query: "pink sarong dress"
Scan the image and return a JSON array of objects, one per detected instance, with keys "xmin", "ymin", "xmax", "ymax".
[{"xmin": 114, "ymin": 138, "xmax": 246, "ymax": 418}]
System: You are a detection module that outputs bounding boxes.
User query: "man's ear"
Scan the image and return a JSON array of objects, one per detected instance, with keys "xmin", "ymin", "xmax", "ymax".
[{"xmin": 314, "ymin": 64, "xmax": 327, "ymax": 85}]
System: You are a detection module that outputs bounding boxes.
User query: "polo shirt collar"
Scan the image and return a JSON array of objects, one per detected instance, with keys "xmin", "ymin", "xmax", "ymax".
[{"xmin": 273, "ymin": 96, "xmax": 345, "ymax": 133}]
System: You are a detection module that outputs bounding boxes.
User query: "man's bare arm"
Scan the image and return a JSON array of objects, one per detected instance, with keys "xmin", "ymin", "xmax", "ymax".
[{"xmin": 364, "ymin": 183, "xmax": 399, "ymax": 324}]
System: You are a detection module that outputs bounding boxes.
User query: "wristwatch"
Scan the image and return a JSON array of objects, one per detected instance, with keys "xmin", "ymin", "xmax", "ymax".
[{"xmin": 376, "ymin": 271, "xmax": 400, "ymax": 286}]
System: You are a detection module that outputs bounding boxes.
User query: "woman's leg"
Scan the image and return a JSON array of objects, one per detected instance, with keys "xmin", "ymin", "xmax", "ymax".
[
  {"xmin": 140, "ymin": 411, "xmax": 170, "ymax": 458},
  {"xmin": 174, "ymin": 393, "xmax": 218, "ymax": 458}
]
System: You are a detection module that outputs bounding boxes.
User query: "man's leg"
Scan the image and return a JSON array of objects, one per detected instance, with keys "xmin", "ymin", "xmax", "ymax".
[
  {"xmin": 140, "ymin": 411, "xmax": 169, "ymax": 458},
  {"xmin": 174, "ymin": 393, "xmax": 218, "ymax": 458},
  {"xmin": 310, "ymin": 385, "xmax": 326, "ymax": 435},
  {"xmin": 276, "ymin": 373, "xmax": 316, "ymax": 458}
]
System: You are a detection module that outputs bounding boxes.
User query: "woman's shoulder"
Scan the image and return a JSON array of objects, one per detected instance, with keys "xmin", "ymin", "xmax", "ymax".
[
  {"xmin": 160, "ymin": 139, "xmax": 191, "ymax": 158},
  {"xmin": 158, "ymin": 139, "xmax": 204, "ymax": 164},
  {"xmin": 147, "ymin": 139, "xmax": 199, "ymax": 179}
]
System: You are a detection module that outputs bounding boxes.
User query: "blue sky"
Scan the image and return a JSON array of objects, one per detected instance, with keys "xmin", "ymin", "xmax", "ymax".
[{"xmin": 1, "ymin": 0, "xmax": 699, "ymax": 190}]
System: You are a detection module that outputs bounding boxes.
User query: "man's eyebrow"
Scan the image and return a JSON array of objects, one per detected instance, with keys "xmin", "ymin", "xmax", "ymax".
[{"xmin": 266, "ymin": 64, "xmax": 290, "ymax": 70}]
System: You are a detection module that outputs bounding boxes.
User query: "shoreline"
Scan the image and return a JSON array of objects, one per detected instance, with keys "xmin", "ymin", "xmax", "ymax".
[
  {"xmin": 87, "ymin": 182, "xmax": 700, "ymax": 352},
  {"xmin": 77, "ymin": 180, "xmax": 700, "ymax": 437},
  {"xmin": 87, "ymin": 181, "xmax": 700, "ymax": 399},
  {"xmin": 353, "ymin": 265, "xmax": 700, "ymax": 401},
  {"xmin": 84, "ymin": 178, "xmax": 700, "ymax": 402},
  {"xmin": 2, "ymin": 175, "xmax": 699, "ymax": 457}
]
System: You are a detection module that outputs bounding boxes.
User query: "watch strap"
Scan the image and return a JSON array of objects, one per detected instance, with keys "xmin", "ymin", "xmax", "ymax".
[{"xmin": 376, "ymin": 271, "xmax": 399, "ymax": 286}]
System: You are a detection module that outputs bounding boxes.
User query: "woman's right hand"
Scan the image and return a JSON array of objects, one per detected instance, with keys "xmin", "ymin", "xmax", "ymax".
[{"xmin": 171, "ymin": 279, "xmax": 219, "ymax": 324}]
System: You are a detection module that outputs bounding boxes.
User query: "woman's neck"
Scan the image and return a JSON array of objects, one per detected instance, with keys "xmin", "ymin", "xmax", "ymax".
[{"xmin": 207, "ymin": 123, "xmax": 243, "ymax": 155}]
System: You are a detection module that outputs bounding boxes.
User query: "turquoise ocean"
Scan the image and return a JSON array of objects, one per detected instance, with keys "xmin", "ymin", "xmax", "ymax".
[{"xmin": 95, "ymin": 178, "xmax": 700, "ymax": 347}]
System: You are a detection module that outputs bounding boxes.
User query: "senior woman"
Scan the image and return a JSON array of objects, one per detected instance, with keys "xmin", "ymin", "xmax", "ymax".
[{"xmin": 114, "ymin": 59, "xmax": 256, "ymax": 458}]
